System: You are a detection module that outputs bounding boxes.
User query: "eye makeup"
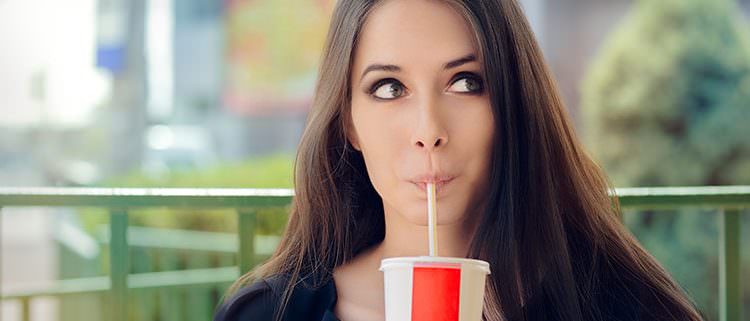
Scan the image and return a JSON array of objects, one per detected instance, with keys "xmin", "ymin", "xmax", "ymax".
[{"xmin": 363, "ymin": 71, "xmax": 485, "ymax": 101}]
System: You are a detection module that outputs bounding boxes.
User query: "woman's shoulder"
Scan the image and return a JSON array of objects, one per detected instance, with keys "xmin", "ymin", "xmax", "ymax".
[
  {"xmin": 213, "ymin": 277, "xmax": 279, "ymax": 321},
  {"xmin": 213, "ymin": 274, "xmax": 338, "ymax": 321}
]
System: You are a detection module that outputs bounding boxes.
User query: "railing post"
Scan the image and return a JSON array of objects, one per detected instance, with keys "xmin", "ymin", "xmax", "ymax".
[
  {"xmin": 719, "ymin": 209, "xmax": 741, "ymax": 321},
  {"xmin": 237, "ymin": 208, "xmax": 257, "ymax": 275},
  {"xmin": 20, "ymin": 297, "xmax": 30, "ymax": 321},
  {"xmin": 3, "ymin": 207, "xmax": 31, "ymax": 321},
  {"xmin": 109, "ymin": 209, "xmax": 129, "ymax": 321}
]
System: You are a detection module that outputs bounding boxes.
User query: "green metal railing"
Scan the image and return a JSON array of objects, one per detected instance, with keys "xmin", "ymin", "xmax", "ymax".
[{"xmin": 0, "ymin": 186, "xmax": 747, "ymax": 321}]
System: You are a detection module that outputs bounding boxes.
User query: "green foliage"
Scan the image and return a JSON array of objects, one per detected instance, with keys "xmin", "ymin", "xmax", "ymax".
[
  {"xmin": 109, "ymin": 154, "xmax": 294, "ymax": 188},
  {"xmin": 78, "ymin": 154, "xmax": 294, "ymax": 235},
  {"xmin": 581, "ymin": 0, "xmax": 750, "ymax": 187},
  {"xmin": 581, "ymin": 0, "xmax": 750, "ymax": 318}
]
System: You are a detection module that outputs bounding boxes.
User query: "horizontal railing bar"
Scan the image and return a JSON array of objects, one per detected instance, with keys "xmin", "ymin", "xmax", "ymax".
[
  {"xmin": 98, "ymin": 225, "xmax": 239, "ymax": 253},
  {"xmin": 614, "ymin": 186, "xmax": 750, "ymax": 209},
  {"xmin": 96, "ymin": 226, "xmax": 280, "ymax": 254},
  {"xmin": 128, "ymin": 266, "xmax": 237, "ymax": 289},
  {"xmin": 2, "ymin": 276, "xmax": 110, "ymax": 298},
  {"xmin": 0, "ymin": 187, "xmax": 294, "ymax": 208},
  {"xmin": 1, "ymin": 266, "xmax": 240, "ymax": 299},
  {"xmin": 0, "ymin": 186, "xmax": 747, "ymax": 209}
]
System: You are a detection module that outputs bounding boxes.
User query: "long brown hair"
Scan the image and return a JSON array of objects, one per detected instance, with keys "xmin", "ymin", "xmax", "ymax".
[{"xmin": 226, "ymin": 1, "xmax": 704, "ymax": 320}]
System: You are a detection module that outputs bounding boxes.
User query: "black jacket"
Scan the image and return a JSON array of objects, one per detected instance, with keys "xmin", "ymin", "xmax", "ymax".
[
  {"xmin": 213, "ymin": 268, "xmax": 685, "ymax": 321},
  {"xmin": 213, "ymin": 274, "xmax": 340, "ymax": 321}
]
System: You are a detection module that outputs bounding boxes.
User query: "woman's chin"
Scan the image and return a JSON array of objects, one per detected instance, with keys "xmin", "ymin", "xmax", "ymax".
[{"xmin": 397, "ymin": 205, "xmax": 467, "ymax": 226}]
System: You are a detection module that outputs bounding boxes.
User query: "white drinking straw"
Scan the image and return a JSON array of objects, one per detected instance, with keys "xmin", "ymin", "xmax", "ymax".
[{"xmin": 427, "ymin": 182, "xmax": 438, "ymax": 256}]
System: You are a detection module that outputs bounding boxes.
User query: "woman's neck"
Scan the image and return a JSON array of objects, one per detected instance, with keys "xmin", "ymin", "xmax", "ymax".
[
  {"xmin": 372, "ymin": 200, "xmax": 480, "ymax": 259},
  {"xmin": 331, "ymin": 201, "xmax": 481, "ymax": 320}
]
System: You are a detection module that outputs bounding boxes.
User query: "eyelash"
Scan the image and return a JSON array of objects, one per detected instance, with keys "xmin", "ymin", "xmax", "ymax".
[{"xmin": 367, "ymin": 72, "xmax": 485, "ymax": 101}]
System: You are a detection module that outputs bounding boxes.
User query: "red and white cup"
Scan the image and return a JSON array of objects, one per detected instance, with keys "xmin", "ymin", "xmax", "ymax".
[{"xmin": 380, "ymin": 256, "xmax": 491, "ymax": 321}]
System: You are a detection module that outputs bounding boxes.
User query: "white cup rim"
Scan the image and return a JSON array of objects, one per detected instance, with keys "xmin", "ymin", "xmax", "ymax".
[{"xmin": 379, "ymin": 256, "xmax": 490, "ymax": 274}]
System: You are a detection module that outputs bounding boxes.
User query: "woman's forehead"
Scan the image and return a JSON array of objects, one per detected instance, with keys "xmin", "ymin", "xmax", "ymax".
[{"xmin": 352, "ymin": 0, "xmax": 479, "ymax": 76}]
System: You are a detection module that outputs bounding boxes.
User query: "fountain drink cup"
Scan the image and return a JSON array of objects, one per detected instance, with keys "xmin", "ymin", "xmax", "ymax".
[{"xmin": 379, "ymin": 256, "xmax": 490, "ymax": 321}]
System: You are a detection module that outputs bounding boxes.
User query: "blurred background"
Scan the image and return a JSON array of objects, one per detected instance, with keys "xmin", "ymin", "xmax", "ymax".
[{"xmin": 1, "ymin": 0, "xmax": 749, "ymax": 320}]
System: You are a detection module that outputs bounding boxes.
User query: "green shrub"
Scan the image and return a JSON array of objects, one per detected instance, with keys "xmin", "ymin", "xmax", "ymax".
[
  {"xmin": 79, "ymin": 154, "xmax": 294, "ymax": 235},
  {"xmin": 581, "ymin": 0, "xmax": 750, "ymax": 187},
  {"xmin": 580, "ymin": 0, "xmax": 750, "ymax": 318}
]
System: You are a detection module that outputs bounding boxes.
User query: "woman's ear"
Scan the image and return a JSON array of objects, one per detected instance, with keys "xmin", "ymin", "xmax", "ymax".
[
  {"xmin": 344, "ymin": 111, "xmax": 361, "ymax": 151},
  {"xmin": 346, "ymin": 125, "xmax": 361, "ymax": 151},
  {"xmin": 348, "ymin": 133, "xmax": 361, "ymax": 152}
]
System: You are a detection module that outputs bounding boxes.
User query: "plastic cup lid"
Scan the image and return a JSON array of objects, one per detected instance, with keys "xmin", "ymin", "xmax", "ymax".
[{"xmin": 379, "ymin": 256, "xmax": 490, "ymax": 274}]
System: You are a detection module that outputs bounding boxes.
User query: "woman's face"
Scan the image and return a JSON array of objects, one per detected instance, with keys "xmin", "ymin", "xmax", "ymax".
[{"xmin": 348, "ymin": 0, "xmax": 495, "ymax": 226}]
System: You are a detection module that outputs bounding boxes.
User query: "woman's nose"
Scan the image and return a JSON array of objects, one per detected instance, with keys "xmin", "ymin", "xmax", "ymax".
[
  {"xmin": 411, "ymin": 102, "xmax": 449, "ymax": 151},
  {"xmin": 415, "ymin": 136, "xmax": 445, "ymax": 149}
]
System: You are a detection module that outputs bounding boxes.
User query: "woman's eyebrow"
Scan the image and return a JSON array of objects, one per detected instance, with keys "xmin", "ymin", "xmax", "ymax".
[
  {"xmin": 359, "ymin": 53, "xmax": 478, "ymax": 82},
  {"xmin": 443, "ymin": 53, "xmax": 477, "ymax": 70}
]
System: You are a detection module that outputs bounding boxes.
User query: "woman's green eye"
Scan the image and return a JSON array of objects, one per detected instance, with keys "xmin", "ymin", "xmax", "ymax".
[
  {"xmin": 372, "ymin": 81, "xmax": 405, "ymax": 100},
  {"xmin": 449, "ymin": 76, "xmax": 483, "ymax": 93},
  {"xmin": 369, "ymin": 74, "xmax": 482, "ymax": 100}
]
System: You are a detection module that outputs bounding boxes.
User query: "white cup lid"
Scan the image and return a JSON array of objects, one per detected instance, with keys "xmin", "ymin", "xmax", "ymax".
[{"xmin": 379, "ymin": 256, "xmax": 490, "ymax": 274}]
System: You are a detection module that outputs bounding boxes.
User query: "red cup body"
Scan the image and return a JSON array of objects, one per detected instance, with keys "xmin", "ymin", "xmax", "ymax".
[{"xmin": 380, "ymin": 257, "xmax": 490, "ymax": 321}]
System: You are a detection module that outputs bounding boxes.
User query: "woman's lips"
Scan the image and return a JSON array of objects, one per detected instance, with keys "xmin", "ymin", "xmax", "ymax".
[{"xmin": 410, "ymin": 177, "xmax": 456, "ymax": 195}]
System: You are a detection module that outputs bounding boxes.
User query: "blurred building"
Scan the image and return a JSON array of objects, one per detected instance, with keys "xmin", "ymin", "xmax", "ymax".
[{"xmin": 1, "ymin": 0, "xmax": 747, "ymax": 187}]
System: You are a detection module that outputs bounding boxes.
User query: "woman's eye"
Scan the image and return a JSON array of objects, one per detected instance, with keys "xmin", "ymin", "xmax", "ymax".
[
  {"xmin": 448, "ymin": 75, "xmax": 483, "ymax": 93},
  {"xmin": 371, "ymin": 80, "xmax": 405, "ymax": 100}
]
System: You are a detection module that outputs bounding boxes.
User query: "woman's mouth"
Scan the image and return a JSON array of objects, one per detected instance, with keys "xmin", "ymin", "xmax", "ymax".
[{"xmin": 409, "ymin": 176, "xmax": 456, "ymax": 195}]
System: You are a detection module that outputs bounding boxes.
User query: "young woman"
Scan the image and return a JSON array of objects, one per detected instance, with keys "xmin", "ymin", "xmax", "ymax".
[{"xmin": 214, "ymin": 0, "xmax": 704, "ymax": 320}]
